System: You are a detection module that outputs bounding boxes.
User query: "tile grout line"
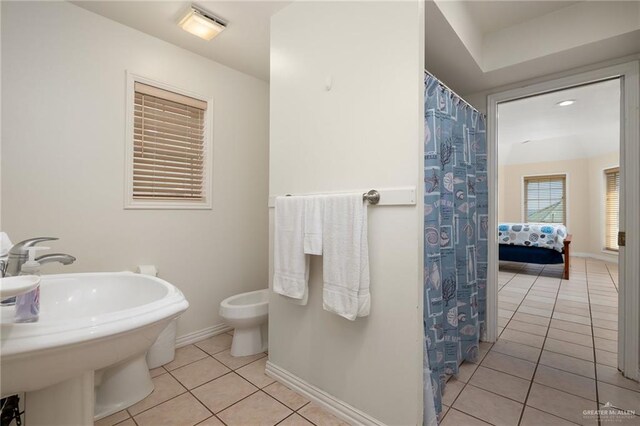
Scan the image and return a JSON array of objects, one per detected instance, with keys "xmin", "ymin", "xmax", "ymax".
[
  {"xmin": 452, "ymin": 260, "xmax": 619, "ymax": 426},
  {"xmin": 498, "ymin": 264, "xmax": 547, "ymax": 342},
  {"xmin": 464, "ymin": 378, "xmax": 529, "ymax": 406},
  {"xmin": 187, "ymin": 372, "xmax": 261, "ymax": 425},
  {"xmin": 274, "ymin": 401, "xmax": 318, "ymax": 426},
  {"xmin": 122, "ymin": 351, "xmax": 325, "ymax": 426},
  {"xmin": 125, "ymin": 345, "xmax": 269, "ymax": 425},
  {"xmin": 445, "ymin": 406, "xmax": 500, "ymax": 426},
  {"xmin": 102, "ymin": 336, "xmax": 346, "ymax": 426},
  {"xmin": 125, "ymin": 384, "xmax": 190, "ymax": 419},
  {"xmin": 585, "ymin": 261, "xmax": 602, "ymax": 426},
  {"xmin": 442, "ymin": 388, "xmax": 501, "ymax": 426},
  {"xmin": 501, "ymin": 312, "xmax": 618, "ymax": 352},
  {"xmin": 492, "ymin": 344, "xmax": 598, "ymax": 376},
  {"xmin": 516, "ymin": 263, "xmax": 564, "ymax": 426},
  {"xmin": 146, "ymin": 348, "xmax": 318, "ymax": 426},
  {"xmin": 443, "ymin": 264, "xmax": 544, "ymax": 424},
  {"xmin": 191, "ymin": 359, "xmax": 286, "ymax": 423},
  {"xmin": 498, "ymin": 263, "xmax": 524, "ymax": 291},
  {"xmin": 604, "ymin": 262, "xmax": 618, "ymax": 292},
  {"xmin": 478, "ymin": 357, "xmax": 590, "ymax": 386}
]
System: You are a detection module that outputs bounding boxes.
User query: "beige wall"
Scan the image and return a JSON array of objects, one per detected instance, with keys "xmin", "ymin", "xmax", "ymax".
[
  {"xmin": 269, "ymin": 1, "xmax": 424, "ymax": 423},
  {"xmin": 1, "ymin": 2, "xmax": 270, "ymax": 337},
  {"xmin": 499, "ymin": 152, "xmax": 619, "ymax": 259}
]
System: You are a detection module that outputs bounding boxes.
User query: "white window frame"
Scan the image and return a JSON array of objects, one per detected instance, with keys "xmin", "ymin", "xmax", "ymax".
[
  {"xmin": 520, "ymin": 173, "xmax": 568, "ymax": 226},
  {"xmin": 124, "ymin": 71, "xmax": 214, "ymax": 209}
]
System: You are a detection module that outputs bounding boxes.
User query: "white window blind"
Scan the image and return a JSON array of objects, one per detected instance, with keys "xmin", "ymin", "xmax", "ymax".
[
  {"xmin": 605, "ymin": 167, "xmax": 620, "ymax": 251},
  {"xmin": 133, "ymin": 82, "xmax": 207, "ymax": 202},
  {"xmin": 524, "ymin": 175, "xmax": 566, "ymax": 224}
]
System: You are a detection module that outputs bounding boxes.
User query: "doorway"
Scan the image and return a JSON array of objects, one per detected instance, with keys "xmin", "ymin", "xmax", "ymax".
[{"xmin": 486, "ymin": 62, "xmax": 640, "ymax": 384}]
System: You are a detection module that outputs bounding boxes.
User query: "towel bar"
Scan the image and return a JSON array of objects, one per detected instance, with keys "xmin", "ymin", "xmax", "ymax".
[
  {"xmin": 271, "ymin": 187, "xmax": 416, "ymax": 208},
  {"xmin": 285, "ymin": 189, "xmax": 380, "ymax": 205}
]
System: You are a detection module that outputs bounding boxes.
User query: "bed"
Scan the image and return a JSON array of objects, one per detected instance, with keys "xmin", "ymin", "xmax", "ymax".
[{"xmin": 498, "ymin": 223, "xmax": 572, "ymax": 279}]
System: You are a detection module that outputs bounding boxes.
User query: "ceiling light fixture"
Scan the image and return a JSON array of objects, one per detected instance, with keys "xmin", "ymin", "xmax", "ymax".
[
  {"xmin": 556, "ymin": 99, "xmax": 575, "ymax": 107},
  {"xmin": 179, "ymin": 6, "xmax": 227, "ymax": 41}
]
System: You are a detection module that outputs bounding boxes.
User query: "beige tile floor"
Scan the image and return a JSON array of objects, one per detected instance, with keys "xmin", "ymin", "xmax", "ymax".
[
  {"xmin": 442, "ymin": 258, "xmax": 640, "ymax": 426},
  {"xmin": 95, "ymin": 330, "xmax": 348, "ymax": 426},
  {"xmin": 95, "ymin": 258, "xmax": 639, "ymax": 426}
]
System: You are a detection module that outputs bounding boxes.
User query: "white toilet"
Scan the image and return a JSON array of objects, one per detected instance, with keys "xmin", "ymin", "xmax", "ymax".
[{"xmin": 219, "ymin": 289, "xmax": 269, "ymax": 356}]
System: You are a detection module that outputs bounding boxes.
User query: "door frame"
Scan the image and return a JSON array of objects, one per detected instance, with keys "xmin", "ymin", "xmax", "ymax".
[{"xmin": 486, "ymin": 61, "xmax": 639, "ymax": 380}]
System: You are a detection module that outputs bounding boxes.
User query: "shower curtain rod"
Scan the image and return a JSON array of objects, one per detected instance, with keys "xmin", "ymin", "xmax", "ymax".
[{"xmin": 424, "ymin": 69, "xmax": 478, "ymax": 112}]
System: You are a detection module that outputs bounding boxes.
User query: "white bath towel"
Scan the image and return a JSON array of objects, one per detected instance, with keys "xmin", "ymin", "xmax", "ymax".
[
  {"xmin": 273, "ymin": 196, "xmax": 309, "ymax": 302},
  {"xmin": 303, "ymin": 196, "xmax": 325, "ymax": 255},
  {"xmin": 322, "ymin": 193, "xmax": 370, "ymax": 320}
]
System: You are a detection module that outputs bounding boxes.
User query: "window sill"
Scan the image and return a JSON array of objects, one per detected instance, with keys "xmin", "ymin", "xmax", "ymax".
[
  {"xmin": 601, "ymin": 249, "xmax": 619, "ymax": 255},
  {"xmin": 125, "ymin": 200, "xmax": 212, "ymax": 210}
]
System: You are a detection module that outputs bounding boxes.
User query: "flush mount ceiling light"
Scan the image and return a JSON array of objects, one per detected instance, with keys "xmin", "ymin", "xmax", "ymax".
[
  {"xmin": 179, "ymin": 6, "xmax": 227, "ymax": 41},
  {"xmin": 556, "ymin": 99, "xmax": 576, "ymax": 107}
]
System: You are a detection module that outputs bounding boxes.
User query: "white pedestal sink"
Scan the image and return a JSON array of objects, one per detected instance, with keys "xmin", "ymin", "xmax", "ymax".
[{"xmin": 0, "ymin": 272, "xmax": 189, "ymax": 425}]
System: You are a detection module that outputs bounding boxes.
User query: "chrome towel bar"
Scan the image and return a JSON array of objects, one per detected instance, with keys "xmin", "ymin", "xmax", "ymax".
[
  {"xmin": 271, "ymin": 187, "xmax": 415, "ymax": 208},
  {"xmin": 285, "ymin": 189, "xmax": 380, "ymax": 205}
]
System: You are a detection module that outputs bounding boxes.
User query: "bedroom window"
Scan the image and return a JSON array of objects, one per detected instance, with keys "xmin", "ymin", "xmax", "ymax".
[
  {"xmin": 524, "ymin": 175, "xmax": 566, "ymax": 224},
  {"xmin": 125, "ymin": 74, "xmax": 212, "ymax": 209},
  {"xmin": 605, "ymin": 167, "xmax": 620, "ymax": 251}
]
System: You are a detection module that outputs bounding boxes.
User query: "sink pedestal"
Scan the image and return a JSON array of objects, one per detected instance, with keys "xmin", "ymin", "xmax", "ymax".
[
  {"xmin": 95, "ymin": 353, "xmax": 154, "ymax": 420},
  {"xmin": 25, "ymin": 371, "xmax": 94, "ymax": 426}
]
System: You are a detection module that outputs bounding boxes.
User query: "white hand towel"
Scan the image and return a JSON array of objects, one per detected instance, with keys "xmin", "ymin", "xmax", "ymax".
[
  {"xmin": 304, "ymin": 196, "xmax": 325, "ymax": 255},
  {"xmin": 273, "ymin": 196, "xmax": 309, "ymax": 302},
  {"xmin": 322, "ymin": 194, "xmax": 370, "ymax": 320}
]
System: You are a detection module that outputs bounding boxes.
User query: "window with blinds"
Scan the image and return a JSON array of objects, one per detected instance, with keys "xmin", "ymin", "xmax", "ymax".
[
  {"xmin": 605, "ymin": 167, "xmax": 620, "ymax": 251},
  {"xmin": 129, "ymin": 80, "xmax": 210, "ymax": 207},
  {"xmin": 524, "ymin": 175, "xmax": 566, "ymax": 224}
]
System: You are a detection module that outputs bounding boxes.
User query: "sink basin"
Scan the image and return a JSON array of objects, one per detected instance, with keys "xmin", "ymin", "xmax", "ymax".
[{"xmin": 0, "ymin": 272, "xmax": 189, "ymax": 424}]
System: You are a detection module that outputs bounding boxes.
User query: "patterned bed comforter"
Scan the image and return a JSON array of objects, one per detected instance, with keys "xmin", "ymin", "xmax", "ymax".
[{"xmin": 498, "ymin": 223, "xmax": 568, "ymax": 252}]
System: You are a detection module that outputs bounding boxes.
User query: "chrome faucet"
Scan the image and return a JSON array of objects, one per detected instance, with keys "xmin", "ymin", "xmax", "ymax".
[
  {"xmin": 1, "ymin": 237, "xmax": 76, "ymax": 305},
  {"xmin": 35, "ymin": 253, "xmax": 76, "ymax": 267}
]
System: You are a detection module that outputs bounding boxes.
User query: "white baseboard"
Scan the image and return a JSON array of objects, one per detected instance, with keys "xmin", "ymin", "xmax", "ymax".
[
  {"xmin": 265, "ymin": 361, "xmax": 385, "ymax": 426},
  {"xmin": 175, "ymin": 323, "xmax": 232, "ymax": 348},
  {"xmin": 573, "ymin": 252, "xmax": 619, "ymax": 263}
]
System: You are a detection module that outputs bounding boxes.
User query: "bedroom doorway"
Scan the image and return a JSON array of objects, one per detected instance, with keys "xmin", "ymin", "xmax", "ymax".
[
  {"xmin": 495, "ymin": 78, "xmax": 620, "ymax": 357},
  {"xmin": 486, "ymin": 62, "xmax": 640, "ymax": 384}
]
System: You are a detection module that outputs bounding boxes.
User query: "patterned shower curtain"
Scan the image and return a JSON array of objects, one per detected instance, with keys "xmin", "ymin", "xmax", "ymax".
[{"xmin": 423, "ymin": 72, "xmax": 488, "ymax": 418}]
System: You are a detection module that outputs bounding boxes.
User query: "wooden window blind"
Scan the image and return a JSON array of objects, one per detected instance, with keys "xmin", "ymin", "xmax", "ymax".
[
  {"xmin": 605, "ymin": 167, "xmax": 620, "ymax": 251},
  {"xmin": 133, "ymin": 82, "xmax": 207, "ymax": 202},
  {"xmin": 524, "ymin": 175, "xmax": 566, "ymax": 224}
]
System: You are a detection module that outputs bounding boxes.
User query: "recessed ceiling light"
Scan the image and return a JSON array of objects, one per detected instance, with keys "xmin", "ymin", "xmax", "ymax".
[
  {"xmin": 556, "ymin": 99, "xmax": 575, "ymax": 107},
  {"xmin": 179, "ymin": 6, "xmax": 227, "ymax": 41}
]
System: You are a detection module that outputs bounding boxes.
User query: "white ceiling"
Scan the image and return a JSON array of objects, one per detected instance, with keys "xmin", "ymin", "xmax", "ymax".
[
  {"xmin": 498, "ymin": 79, "xmax": 620, "ymax": 165},
  {"xmin": 73, "ymin": 0, "xmax": 640, "ymax": 95},
  {"xmin": 73, "ymin": 1, "xmax": 291, "ymax": 82},
  {"xmin": 463, "ymin": 1, "xmax": 579, "ymax": 34},
  {"xmin": 426, "ymin": 0, "xmax": 640, "ymax": 95}
]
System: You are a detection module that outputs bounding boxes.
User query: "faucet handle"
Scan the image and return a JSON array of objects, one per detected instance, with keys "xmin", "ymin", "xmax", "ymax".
[{"xmin": 9, "ymin": 237, "xmax": 59, "ymax": 255}]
